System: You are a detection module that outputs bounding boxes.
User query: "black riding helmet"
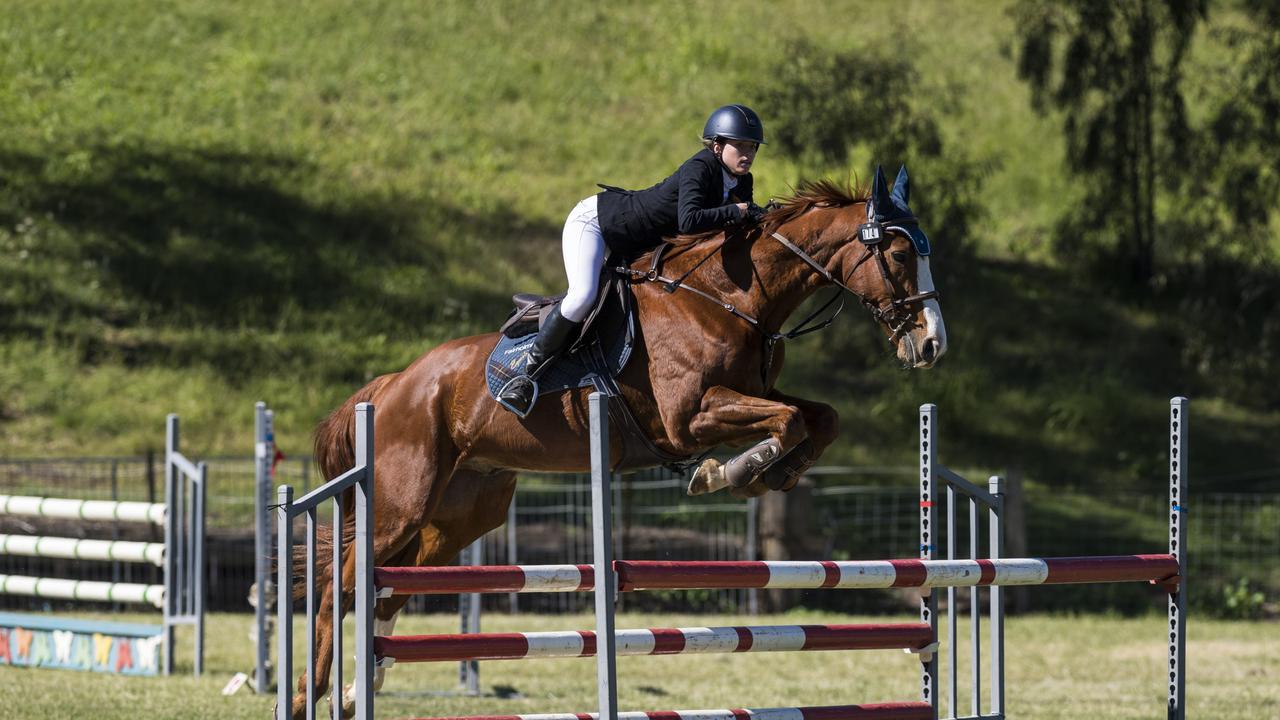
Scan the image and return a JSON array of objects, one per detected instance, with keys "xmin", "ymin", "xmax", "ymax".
[{"xmin": 701, "ymin": 104, "xmax": 766, "ymax": 145}]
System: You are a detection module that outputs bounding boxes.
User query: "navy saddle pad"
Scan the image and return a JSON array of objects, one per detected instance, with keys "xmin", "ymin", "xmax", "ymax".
[{"xmin": 484, "ymin": 307, "xmax": 635, "ymax": 400}]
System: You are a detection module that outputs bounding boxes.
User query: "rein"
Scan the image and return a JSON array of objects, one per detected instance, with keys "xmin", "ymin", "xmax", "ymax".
[{"xmin": 617, "ymin": 214, "xmax": 939, "ymax": 384}]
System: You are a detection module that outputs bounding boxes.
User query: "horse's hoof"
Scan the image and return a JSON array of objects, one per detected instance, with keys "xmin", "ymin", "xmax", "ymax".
[
  {"xmin": 340, "ymin": 683, "xmax": 357, "ymax": 718},
  {"xmin": 688, "ymin": 458, "xmax": 726, "ymax": 495}
]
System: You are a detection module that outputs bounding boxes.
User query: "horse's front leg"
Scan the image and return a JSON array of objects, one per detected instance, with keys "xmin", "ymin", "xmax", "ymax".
[{"xmin": 684, "ymin": 385, "xmax": 810, "ymax": 496}]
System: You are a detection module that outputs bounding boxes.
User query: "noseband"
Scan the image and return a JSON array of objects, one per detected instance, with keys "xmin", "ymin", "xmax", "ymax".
[{"xmin": 769, "ymin": 215, "xmax": 939, "ymax": 336}]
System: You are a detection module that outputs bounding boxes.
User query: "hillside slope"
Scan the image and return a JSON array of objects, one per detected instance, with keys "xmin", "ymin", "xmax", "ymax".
[{"xmin": 0, "ymin": 0, "xmax": 1276, "ymax": 492}]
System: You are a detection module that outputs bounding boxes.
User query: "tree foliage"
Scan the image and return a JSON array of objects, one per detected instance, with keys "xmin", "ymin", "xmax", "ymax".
[
  {"xmin": 1013, "ymin": 0, "xmax": 1206, "ymax": 285},
  {"xmin": 754, "ymin": 38, "xmax": 988, "ymax": 265},
  {"xmin": 1015, "ymin": 0, "xmax": 1280, "ymax": 407}
]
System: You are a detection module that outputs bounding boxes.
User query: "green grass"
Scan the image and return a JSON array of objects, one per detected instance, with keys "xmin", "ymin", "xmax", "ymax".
[{"xmin": 0, "ymin": 610, "xmax": 1275, "ymax": 719}]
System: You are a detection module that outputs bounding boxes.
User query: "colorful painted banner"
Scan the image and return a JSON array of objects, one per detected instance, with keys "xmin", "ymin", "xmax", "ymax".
[{"xmin": 0, "ymin": 612, "xmax": 162, "ymax": 676}]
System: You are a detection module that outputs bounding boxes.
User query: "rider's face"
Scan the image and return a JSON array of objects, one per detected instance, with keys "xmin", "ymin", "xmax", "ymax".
[{"xmin": 716, "ymin": 139, "xmax": 758, "ymax": 176}]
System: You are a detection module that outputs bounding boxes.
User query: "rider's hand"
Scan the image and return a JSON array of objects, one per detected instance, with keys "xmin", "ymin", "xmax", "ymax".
[
  {"xmin": 745, "ymin": 202, "xmax": 769, "ymax": 224},
  {"xmin": 735, "ymin": 202, "xmax": 749, "ymax": 215}
]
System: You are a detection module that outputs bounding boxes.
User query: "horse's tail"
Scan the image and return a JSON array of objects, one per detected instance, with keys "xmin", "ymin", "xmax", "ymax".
[
  {"xmin": 314, "ymin": 373, "xmax": 394, "ymax": 483},
  {"xmin": 291, "ymin": 373, "xmax": 396, "ymax": 601}
]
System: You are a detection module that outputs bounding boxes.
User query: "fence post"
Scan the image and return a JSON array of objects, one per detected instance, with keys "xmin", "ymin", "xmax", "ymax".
[
  {"xmin": 1002, "ymin": 468, "xmax": 1028, "ymax": 613},
  {"xmin": 276, "ymin": 486, "xmax": 294, "ymax": 720},
  {"xmin": 354, "ymin": 403, "xmax": 375, "ymax": 720},
  {"xmin": 1168, "ymin": 397, "xmax": 1188, "ymax": 720},
  {"xmin": 988, "ymin": 476, "xmax": 1005, "ymax": 717},
  {"xmin": 254, "ymin": 402, "xmax": 275, "ymax": 693},
  {"xmin": 459, "ymin": 540, "xmax": 481, "ymax": 696},
  {"xmin": 919, "ymin": 404, "xmax": 939, "ymax": 720},
  {"xmin": 589, "ymin": 393, "xmax": 618, "ymax": 720},
  {"xmin": 163, "ymin": 415, "xmax": 178, "ymax": 676}
]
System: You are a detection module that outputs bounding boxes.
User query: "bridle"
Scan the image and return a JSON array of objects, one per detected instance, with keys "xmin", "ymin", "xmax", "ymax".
[
  {"xmin": 769, "ymin": 213, "xmax": 939, "ymax": 337},
  {"xmin": 618, "ymin": 203, "xmax": 940, "ymax": 383}
]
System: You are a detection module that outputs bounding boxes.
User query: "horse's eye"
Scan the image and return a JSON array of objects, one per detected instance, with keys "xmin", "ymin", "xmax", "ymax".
[{"xmin": 892, "ymin": 251, "xmax": 909, "ymax": 264}]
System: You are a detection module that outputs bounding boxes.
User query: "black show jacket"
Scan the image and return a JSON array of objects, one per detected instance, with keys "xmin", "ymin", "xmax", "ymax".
[{"xmin": 596, "ymin": 148, "xmax": 753, "ymax": 256}]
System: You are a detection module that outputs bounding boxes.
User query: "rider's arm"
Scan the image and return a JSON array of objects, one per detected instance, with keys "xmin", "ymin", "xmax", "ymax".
[{"xmin": 676, "ymin": 159, "xmax": 744, "ymax": 234}]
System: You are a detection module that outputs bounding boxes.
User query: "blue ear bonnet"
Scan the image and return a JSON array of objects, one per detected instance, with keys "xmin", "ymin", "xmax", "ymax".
[{"xmin": 868, "ymin": 165, "xmax": 931, "ymax": 256}]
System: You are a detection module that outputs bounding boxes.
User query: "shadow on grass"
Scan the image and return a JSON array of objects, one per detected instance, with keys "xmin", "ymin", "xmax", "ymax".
[{"xmin": 0, "ymin": 143, "xmax": 558, "ymax": 375}]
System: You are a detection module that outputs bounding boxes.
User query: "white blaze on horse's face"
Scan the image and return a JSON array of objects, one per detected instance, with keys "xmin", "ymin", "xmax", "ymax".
[{"xmin": 912, "ymin": 256, "xmax": 947, "ymax": 367}]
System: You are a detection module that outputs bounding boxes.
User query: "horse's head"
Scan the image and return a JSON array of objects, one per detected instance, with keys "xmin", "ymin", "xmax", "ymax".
[{"xmin": 767, "ymin": 166, "xmax": 947, "ymax": 368}]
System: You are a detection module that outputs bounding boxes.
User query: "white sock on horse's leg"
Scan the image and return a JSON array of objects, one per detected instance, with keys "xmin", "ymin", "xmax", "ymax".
[{"xmin": 341, "ymin": 610, "xmax": 400, "ymax": 713}]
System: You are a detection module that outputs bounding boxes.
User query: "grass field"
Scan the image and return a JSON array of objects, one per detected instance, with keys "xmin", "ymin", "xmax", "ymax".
[{"xmin": 0, "ymin": 610, "xmax": 1276, "ymax": 719}]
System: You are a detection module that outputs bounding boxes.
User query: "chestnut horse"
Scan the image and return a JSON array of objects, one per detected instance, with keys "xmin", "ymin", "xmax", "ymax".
[{"xmin": 288, "ymin": 167, "xmax": 947, "ymax": 718}]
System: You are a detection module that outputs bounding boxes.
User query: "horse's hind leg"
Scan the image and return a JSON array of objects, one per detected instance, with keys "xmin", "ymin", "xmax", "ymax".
[
  {"xmin": 296, "ymin": 524, "xmax": 423, "ymax": 720},
  {"xmin": 338, "ymin": 468, "xmax": 519, "ymax": 714},
  {"xmin": 292, "ymin": 442, "xmax": 462, "ymax": 719},
  {"xmin": 325, "ymin": 534, "xmax": 423, "ymax": 717}
]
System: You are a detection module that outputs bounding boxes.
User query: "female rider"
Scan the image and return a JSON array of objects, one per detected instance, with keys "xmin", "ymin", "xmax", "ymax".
[{"xmin": 497, "ymin": 104, "xmax": 769, "ymax": 417}]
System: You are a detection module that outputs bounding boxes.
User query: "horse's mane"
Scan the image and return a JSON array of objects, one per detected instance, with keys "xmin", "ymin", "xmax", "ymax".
[{"xmin": 760, "ymin": 178, "xmax": 868, "ymax": 233}]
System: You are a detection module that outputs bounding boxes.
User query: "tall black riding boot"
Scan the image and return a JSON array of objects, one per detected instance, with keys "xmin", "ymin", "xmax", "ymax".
[{"xmin": 496, "ymin": 306, "xmax": 582, "ymax": 417}]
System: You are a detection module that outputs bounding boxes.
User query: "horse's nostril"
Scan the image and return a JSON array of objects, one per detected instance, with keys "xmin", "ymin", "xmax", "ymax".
[{"xmin": 922, "ymin": 339, "xmax": 938, "ymax": 363}]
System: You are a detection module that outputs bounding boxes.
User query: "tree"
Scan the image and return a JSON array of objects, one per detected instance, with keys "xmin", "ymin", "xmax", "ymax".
[
  {"xmin": 754, "ymin": 38, "xmax": 986, "ymax": 263},
  {"xmin": 1013, "ymin": 0, "xmax": 1206, "ymax": 286}
]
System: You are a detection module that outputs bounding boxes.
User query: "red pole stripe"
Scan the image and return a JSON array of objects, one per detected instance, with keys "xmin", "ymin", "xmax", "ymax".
[
  {"xmin": 819, "ymin": 561, "xmax": 841, "ymax": 588},
  {"xmin": 976, "ymin": 559, "xmax": 997, "ymax": 584},
  {"xmin": 887, "ymin": 559, "xmax": 928, "ymax": 587},
  {"xmin": 1042, "ymin": 555, "xmax": 1179, "ymax": 585},
  {"xmin": 375, "ymin": 633, "xmax": 531, "ymax": 662},
  {"xmin": 648, "ymin": 628, "xmax": 687, "ymax": 654},
  {"xmin": 734, "ymin": 626, "xmax": 753, "ymax": 652},
  {"xmin": 799, "ymin": 624, "xmax": 933, "ymax": 651},
  {"xmin": 615, "ymin": 561, "xmax": 772, "ymax": 591}
]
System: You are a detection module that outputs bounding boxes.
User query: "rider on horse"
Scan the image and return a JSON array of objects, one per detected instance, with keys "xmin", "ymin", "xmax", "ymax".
[{"xmin": 497, "ymin": 104, "xmax": 771, "ymax": 417}]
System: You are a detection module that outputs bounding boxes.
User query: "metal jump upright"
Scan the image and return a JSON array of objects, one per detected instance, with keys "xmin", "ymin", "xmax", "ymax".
[{"xmin": 275, "ymin": 395, "xmax": 1187, "ymax": 720}]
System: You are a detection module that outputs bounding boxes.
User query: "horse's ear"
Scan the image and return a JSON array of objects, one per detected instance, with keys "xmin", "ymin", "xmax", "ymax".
[
  {"xmin": 871, "ymin": 165, "xmax": 893, "ymax": 216},
  {"xmin": 891, "ymin": 165, "xmax": 910, "ymax": 207}
]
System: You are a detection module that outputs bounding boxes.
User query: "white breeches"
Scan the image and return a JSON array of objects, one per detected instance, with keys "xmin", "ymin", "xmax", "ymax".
[{"xmin": 560, "ymin": 194, "xmax": 607, "ymax": 323}]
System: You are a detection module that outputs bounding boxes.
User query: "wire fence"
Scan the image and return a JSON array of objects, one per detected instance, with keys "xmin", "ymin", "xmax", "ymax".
[{"xmin": 1, "ymin": 456, "xmax": 1276, "ymax": 617}]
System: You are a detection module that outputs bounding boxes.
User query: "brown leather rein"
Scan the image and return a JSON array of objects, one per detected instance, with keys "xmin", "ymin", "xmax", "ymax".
[{"xmin": 617, "ymin": 220, "xmax": 939, "ymax": 384}]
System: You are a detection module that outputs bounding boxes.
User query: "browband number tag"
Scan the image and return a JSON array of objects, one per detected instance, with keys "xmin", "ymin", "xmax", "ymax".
[{"xmin": 858, "ymin": 222, "xmax": 883, "ymax": 245}]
